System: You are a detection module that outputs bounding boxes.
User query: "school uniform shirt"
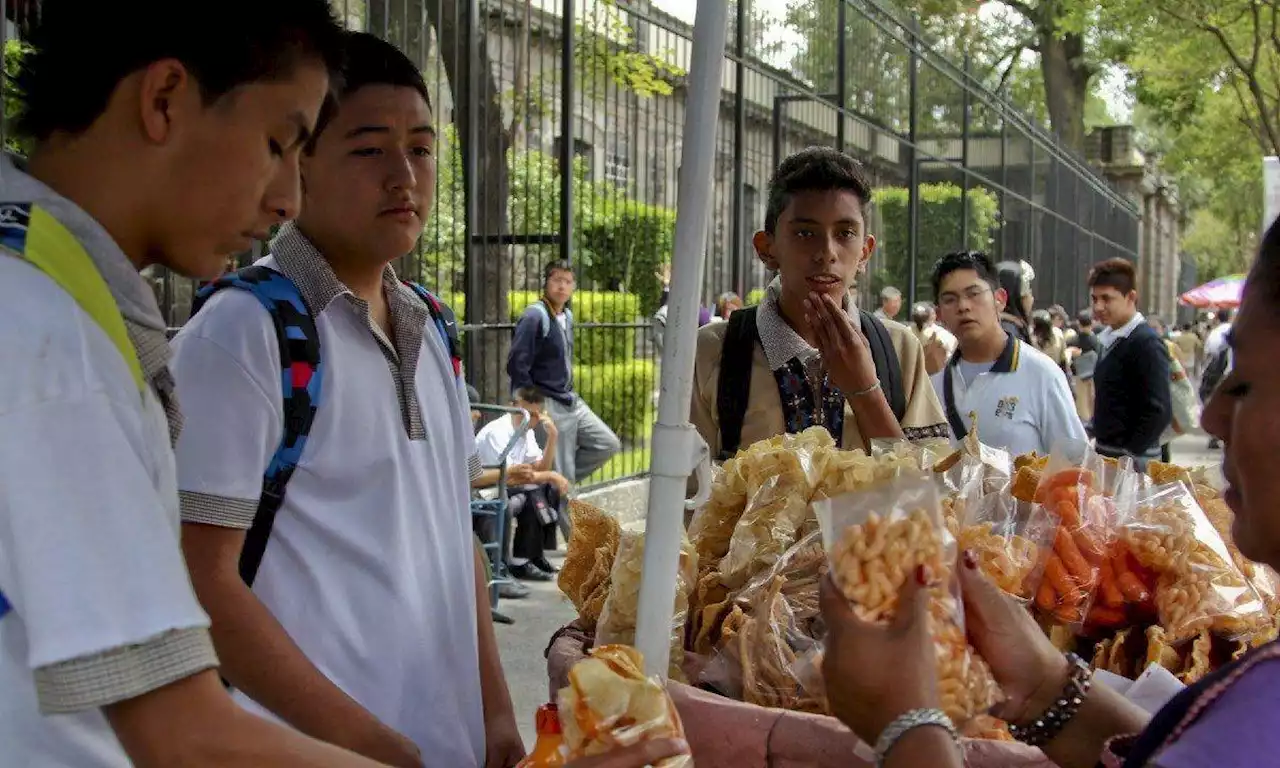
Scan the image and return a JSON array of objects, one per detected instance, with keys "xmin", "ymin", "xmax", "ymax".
[
  {"xmin": 690, "ymin": 280, "xmax": 949, "ymax": 458},
  {"xmin": 0, "ymin": 156, "xmax": 217, "ymax": 765},
  {"xmin": 930, "ymin": 333, "xmax": 1087, "ymax": 457},
  {"xmin": 476, "ymin": 414, "xmax": 543, "ymax": 467},
  {"xmin": 171, "ymin": 222, "xmax": 485, "ymax": 765}
]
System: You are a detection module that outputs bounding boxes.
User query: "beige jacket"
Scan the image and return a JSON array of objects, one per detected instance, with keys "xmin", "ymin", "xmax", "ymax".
[{"xmin": 690, "ymin": 312, "xmax": 949, "ymax": 458}]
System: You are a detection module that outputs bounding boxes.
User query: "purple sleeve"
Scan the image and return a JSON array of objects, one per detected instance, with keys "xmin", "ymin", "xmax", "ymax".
[{"xmin": 1154, "ymin": 664, "xmax": 1280, "ymax": 768}]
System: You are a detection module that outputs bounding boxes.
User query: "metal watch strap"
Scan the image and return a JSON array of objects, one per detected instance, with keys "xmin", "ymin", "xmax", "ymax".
[
  {"xmin": 873, "ymin": 707, "xmax": 958, "ymax": 767},
  {"xmin": 1007, "ymin": 652, "xmax": 1094, "ymax": 747}
]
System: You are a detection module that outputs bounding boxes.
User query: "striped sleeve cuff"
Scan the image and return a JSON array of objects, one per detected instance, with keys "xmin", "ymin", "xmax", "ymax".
[
  {"xmin": 468, "ymin": 453, "xmax": 483, "ymax": 482},
  {"xmin": 180, "ymin": 490, "xmax": 258, "ymax": 529},
  {"xmin": 34, "ymin": 627, "xmax": 218, "ymax": 714},
  {"xmin": 904, "ymin": 423, "xmax": 951, "ymax": 443}
]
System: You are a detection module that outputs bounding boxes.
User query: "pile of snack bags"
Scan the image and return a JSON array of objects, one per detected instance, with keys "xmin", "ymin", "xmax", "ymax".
[{"xmin": 555, "ymin": 426, "xmax": 1280, "ymax": 741}]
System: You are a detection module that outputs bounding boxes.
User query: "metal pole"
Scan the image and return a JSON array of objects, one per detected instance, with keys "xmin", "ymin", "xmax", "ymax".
[
  {"xmin": 836, "ymin": 0, "xmax": 847, "ymax": 151},
  {"xmin": 634, "ymin": 0, "xmax": 729, "ymax": 678},
  {"xmin": 906, "ymin": 23, "xmax": 920, "ymax": 302},
  {"xmin": 560, "ymin": 0, "xmax": 575, "ymax": 267},
  {"xmin": 731, "ymin": 0, "xmax": 746, "ymax": 295},
  {"xmin": 772, "ymin": 95, "xmax": 783, "ymax": 172},
  {"xmin": 960, "ymin": 55, "xmax": 971, "ymax": 249},
  {"xmin": 463, "ymin": 0, "xmax": 482, "ymax": 376}
]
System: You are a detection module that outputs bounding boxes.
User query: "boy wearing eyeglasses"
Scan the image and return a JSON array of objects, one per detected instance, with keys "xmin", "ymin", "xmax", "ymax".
[{"xmin": 930, "ymin": 251, "xmax": 1086, "ymax": 455}]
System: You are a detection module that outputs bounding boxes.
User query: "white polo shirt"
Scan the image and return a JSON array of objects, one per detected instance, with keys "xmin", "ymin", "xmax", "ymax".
[
  {"xmin": 931, "ymin": 333, "xmax": 1087, "ymax": 457},
  {"xmin": 476, "ymin": 415, "xmax": 542, "ymax": 467},
  {"xmin": 171, "ymin": 223, "xmax": 485, "ymax": 765},
  {"xmin": 0, "ymin": 160, "xmax": 216, "ymax": 765}
]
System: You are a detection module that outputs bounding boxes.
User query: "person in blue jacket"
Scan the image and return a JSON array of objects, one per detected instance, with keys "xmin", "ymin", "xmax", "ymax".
[{"xmin": 507, "ymin": 261, "xmax": 621, "ymax": 494}]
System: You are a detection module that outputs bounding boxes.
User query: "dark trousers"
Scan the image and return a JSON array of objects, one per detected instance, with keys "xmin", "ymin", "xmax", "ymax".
[{"xmin": 475, "ymin": 483, "xmax": 562, "ymax": 562}]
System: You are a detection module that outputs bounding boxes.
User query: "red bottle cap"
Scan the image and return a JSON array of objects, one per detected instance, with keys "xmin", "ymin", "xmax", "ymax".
[{"xmin": 535, "ymin": 703, "xmax": 562, "ymax": 735}]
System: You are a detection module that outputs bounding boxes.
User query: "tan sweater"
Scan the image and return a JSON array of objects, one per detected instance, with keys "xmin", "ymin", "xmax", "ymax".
[{"xmin": 690, "ymin": 313, "xmax": 949, "ymax": 458}]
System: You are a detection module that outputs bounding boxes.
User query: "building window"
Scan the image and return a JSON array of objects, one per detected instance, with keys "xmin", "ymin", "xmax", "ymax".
[{"xmin": 604, "ymin": 136, "xmax": 631, "ymax": 188}]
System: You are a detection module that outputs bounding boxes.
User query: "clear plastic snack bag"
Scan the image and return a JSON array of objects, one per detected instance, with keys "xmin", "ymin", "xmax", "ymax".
[
  {"xmin": 813, "ymin": 473, "xmax": 1001, "ymax": 726},
  {"xmin": 958, "ymin": 490, "xmax": 1059, "ymax": 603},
  {"xmin": 1123, "ymin": 482, "xmax": 1269, "ymax": 643},
  {"xmin": 596, "ymin": 524, "xmax": 698, "ymax": 681},
  {"xmin": 1031, "ymin": 440, "xmax": 1116, "ymax": 627}
]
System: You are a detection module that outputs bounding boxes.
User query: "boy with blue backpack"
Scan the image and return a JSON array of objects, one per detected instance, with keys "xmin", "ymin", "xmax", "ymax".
[{"xmin": 170, "ymin": 32, "xmax": 524, "ymax": 767}]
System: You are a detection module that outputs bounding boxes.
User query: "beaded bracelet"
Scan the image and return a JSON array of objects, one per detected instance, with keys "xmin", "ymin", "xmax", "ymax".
[
  {"xmin": 1007, "ymin": 652, "xmax": 1094, "ymax": 747},
  {"xmin": 873, "ymin": 708, "xmax": 958, "ymax": 767}
]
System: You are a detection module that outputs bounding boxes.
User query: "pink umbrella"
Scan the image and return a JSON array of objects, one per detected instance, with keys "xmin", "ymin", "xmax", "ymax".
[{"xmin": 1180, "ymin": 274, "xmax": 1245, "ymax": 309}]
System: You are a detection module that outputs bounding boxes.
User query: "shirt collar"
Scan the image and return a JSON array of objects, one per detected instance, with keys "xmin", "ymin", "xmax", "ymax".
[
  {"xmin": 0, "ymin": 153, "xmax": 167, "ymax": 333},
  {"xmin": 755, "ymin": 276, "xmax": 857, "ymax": 371},
  {"xmin": 1099, "ymin": 312, "xmax": 1145, "ymax": 347},
  {"xmin": 948, "ymin": 330, "xmax": 1021, "ymax": 374},
  {"xmin": 269, "ymin": 221, "xmax": 419, "ymax": 316}
]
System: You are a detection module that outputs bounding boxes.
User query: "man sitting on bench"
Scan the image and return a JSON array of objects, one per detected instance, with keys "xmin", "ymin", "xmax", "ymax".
[{"xmin": 472, "ymin": 388, "xmax": 571, "ymax": 582}]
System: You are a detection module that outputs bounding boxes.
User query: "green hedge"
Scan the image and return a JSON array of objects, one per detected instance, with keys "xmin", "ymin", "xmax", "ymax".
[
  {"xmin": 573, "ymin": 359, "xmax": 657, "ymax": 443},
  {"xmin": 870, "ymin": 183, "xmax": 1000, "ymax": 304},
  {"xmin": 439, "ymin": 290, "xmax": 642, "ymax": 365},
  {"xmin": 579, "ymin": 202, "xmax": 677, "ymax": 316}
]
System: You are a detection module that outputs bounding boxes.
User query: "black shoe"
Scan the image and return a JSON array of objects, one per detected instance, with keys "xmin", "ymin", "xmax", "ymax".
[
  {"xmin": 510, "ymin": 562, "xmax": 553, "ymax": 582},
  {"xmin": 491, "ymin": 609, "xmax": 515, "ymax": 625},
  {"xmin": 532, "ymin": 557, "xmax": 560, "ymax": 574},
  {"xmin": 498, "ymin": 581, "xmax": 530, "ymax": 600}
]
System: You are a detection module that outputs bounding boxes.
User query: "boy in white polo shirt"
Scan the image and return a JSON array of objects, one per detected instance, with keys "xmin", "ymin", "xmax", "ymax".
[
  {"xmin": 171, "ymin": 32, "xmax": 524, "ymax": 767},
  {"xmin": 0, "ymin": 2, "xmax": 396, "ymax": 766},
  {"xmin": 929, "ymin": 251, "xmax": 1086, "ymax": 456}
]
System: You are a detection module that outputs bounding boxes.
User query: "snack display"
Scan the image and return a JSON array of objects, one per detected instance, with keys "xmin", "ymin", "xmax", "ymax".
[
  {"xmin": 816, "ymin": 474, "xmax": 1000, "ymax": 725},
  {"xmin": 557, "ymin": 645, "xmax": 691, "ymax": 766}
]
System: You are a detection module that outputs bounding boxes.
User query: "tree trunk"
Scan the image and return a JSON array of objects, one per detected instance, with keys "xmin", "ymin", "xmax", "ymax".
[
  {"xmin": 421, "ymin": 0, "xmax": 514, "ymax": 402},
  {"xmin": 1039, "ymin": 30, "xmax": 1090, "ymax": 154}
]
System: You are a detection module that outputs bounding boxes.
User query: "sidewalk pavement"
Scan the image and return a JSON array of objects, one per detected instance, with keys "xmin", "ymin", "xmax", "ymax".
[{"xmin": 494, "ymin": 433, "xmax": 1224, "ymax": 745}]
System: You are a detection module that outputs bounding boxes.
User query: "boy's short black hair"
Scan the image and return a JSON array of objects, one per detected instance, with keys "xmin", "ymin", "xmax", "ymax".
[
  {"xmin": 930, "ymin": 251, "xmax": 998, "ymax": 302},
  {"xmin": 13, "ymin": 0, "xmax": 344, "ymax": 142},
  {"xmin": 1078, "ymin": 310, "xmax": 1094, "ymax": 326},
  {"xmin": 306, "ymin": 31, "xmax": 433, "ymax": 154},
  {"xmin": 764, "ymin": 147, "xmax": 872, "ymax": 234},
  {"xmin": 1087, "ymin": 258, "xmax": 1138, "ymax": 296},
  {"xmin": 544, "ymin": 260, "xmax": 574, "ymax": 283}
]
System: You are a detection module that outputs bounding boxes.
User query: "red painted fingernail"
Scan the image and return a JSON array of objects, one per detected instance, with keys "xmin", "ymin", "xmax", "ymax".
[
  {"xmin": 916, "ymin": 564, "xmax": 930, "ymax": 585},
  {"xmin": 963, "ymin": 549, "xmax": 978, "ymax": 569}
]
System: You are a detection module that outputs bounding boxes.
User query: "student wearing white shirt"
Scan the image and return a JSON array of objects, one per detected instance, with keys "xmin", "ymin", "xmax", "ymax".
[
  {"xmin": 929, "ymin": 252, "xmax": 1087, "ymax": 456},
  {"xmin": 473, "ymin": 388, "xmax": 571, "ymax": 581},
  {"xmin": 0, "ymin": 4, "xmax": 399, "ymax": 766},
  {"xmin": 171, "ymin": 34, "xmax": 522, "ymax": 768}
]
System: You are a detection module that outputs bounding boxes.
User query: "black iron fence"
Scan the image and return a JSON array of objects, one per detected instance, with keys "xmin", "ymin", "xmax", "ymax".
[{"xmin": 2, "ymin": 0, "xmax": 1140, "ymax": 486}]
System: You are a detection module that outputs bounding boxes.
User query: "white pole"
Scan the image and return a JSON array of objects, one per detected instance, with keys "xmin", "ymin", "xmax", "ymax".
[{"xmin": 633, "ymin": 0, "xmax": 729, "ymax": 677}]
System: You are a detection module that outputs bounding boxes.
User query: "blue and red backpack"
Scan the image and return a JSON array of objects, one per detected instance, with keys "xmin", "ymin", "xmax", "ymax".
[{"xmin": 190, "ymin": 266, "xmax": 461, "ymax": 587}]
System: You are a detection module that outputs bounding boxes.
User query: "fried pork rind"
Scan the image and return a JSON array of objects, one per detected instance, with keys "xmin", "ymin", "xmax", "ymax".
[
  {"xmin": 814, "ymin": 474, "xmax": 1000, "ymax": 726},
  {"xmin": 1145, "ymin": 625, "xmax": 1182, "ymax": 673},
  {"xmin": 698, "ymin": 531, "xmax": 829, "ymax": 712},
  {"xmin": 558, "ymin": 501, "xmax": 622, "ymax": 628},
  {"xmin": 1180, "ymin": 630, "xmax": 1215, "ymax": 684},
  {"xmin": 1124, "ymin": 483, "xmax": 1269, "ymax": 643},
  {"xmin": 596, "ymin": 527, "xmax": 698, "ymax": 681},
  {"xmin": 558, "ymin": 645, "xmax": 692, "ymax": 767}
]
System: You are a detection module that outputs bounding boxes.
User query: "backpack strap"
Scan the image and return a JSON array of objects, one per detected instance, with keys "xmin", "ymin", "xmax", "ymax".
[
  {"xmin": 191, "ymin": 266, "xmax": 323, "ymax": 587},
  {"xmin": 941, "ymin": 359, "xmax": 969, "ymax": 440},
  {"xmin": 403, "ymin": 281, "xmax": 462, "ymax": 379},
  {"xmin": 527, "ymin": 301, "xmax": 552, "ymax": 337},
  {"xmin": 717, "ymin": 306, "xmax": 759, "ymax": 460},
  {"xmin": 858, "ymin": 310, "xmax": 907, "ymax": 422},
  {"xmin": 2, "ymin": 202, "xmax": 145, "ymax": 394}
]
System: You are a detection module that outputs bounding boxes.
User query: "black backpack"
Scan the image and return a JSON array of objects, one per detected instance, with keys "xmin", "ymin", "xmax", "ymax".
[{"xmin": 715, "ymin": 306, "xmax": 906, "ymax": 459}]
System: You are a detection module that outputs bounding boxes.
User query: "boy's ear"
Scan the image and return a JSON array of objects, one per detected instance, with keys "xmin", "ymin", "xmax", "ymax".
[
  {"xmin": 994, "ymin": 287, "xmax": 1008, "ymax": 313},
  {"xmin": 858, "ymin": 234, "xmax": 877, "ymax": 273},
  {"xmin": 137, "ymin": 59, "xmax": 196, "ymax": 144},
  {"xmin": 753, "ymin": 230, "xmax": 776, "ymax": 270}
]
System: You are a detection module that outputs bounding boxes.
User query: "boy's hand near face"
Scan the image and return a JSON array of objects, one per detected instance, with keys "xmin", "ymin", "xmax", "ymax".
[{"xmin": 803, "ymin": 292, "xmax": 879, "ymax": 394}]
